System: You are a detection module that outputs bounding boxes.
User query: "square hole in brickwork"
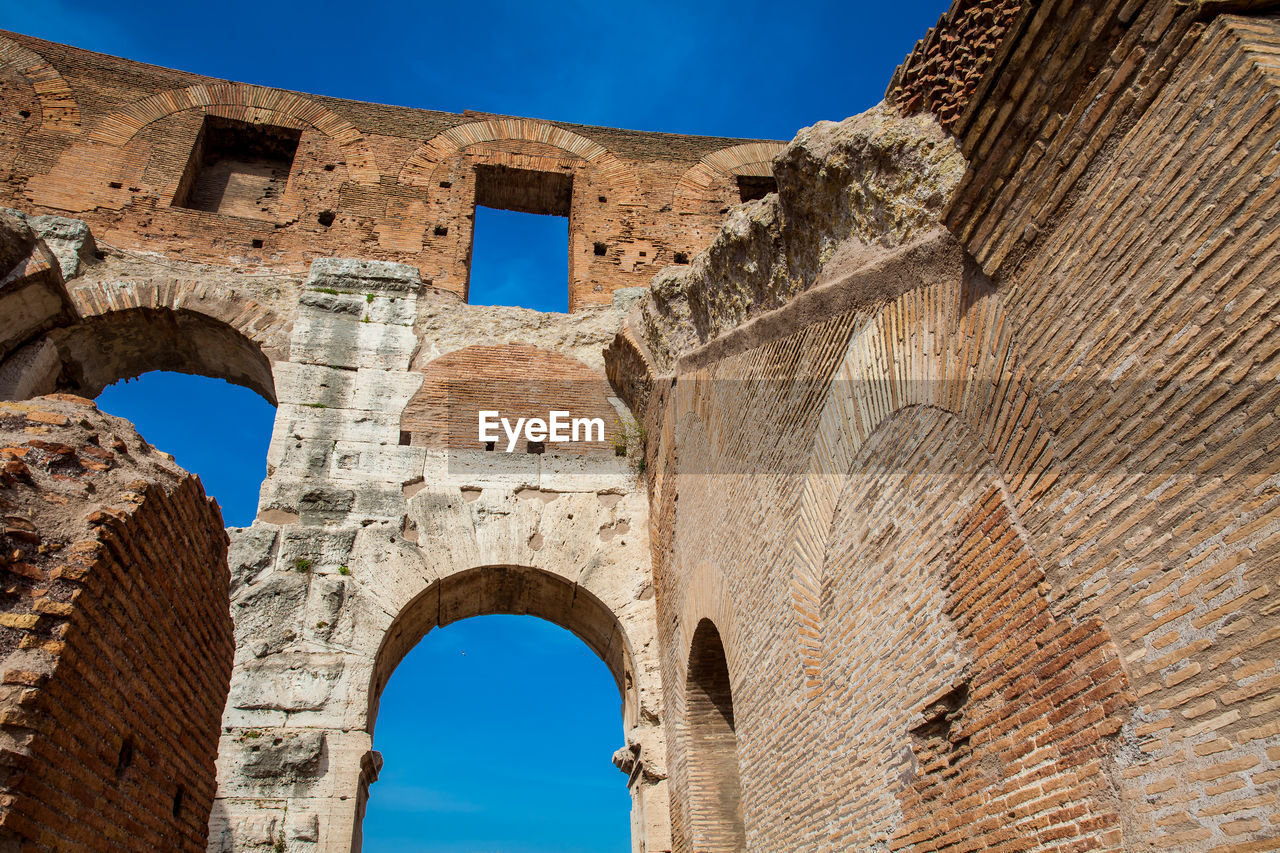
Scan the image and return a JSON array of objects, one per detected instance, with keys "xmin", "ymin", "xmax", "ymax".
[
  {"xmin": 736, "ymin": 174, "xmax": 777, "ymax": 203},
  {"xmin": 526, "ymin": 440, "xmax": 545, "ymax": 454},
  {"xmin": 593, "ymin": 242, "xmax": 607, "ymax": 257},
  {"xmin": 467, "ymin": 164, "xmax": 571, "ymax": 313},
  {"xmin": 173, "ymin": 115, "xmax": 301, "ymax": 221}
]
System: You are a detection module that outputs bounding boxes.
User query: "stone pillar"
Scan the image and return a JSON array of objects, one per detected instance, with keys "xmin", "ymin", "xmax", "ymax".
[{"xmin": 209, "ymin": 260, "xmax": 428, "ymax": 852}]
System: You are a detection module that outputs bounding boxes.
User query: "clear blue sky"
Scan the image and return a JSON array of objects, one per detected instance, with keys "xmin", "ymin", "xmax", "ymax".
[{"xmin": 5, "ymin": 0, "xmax": 950, "ymax": 849}]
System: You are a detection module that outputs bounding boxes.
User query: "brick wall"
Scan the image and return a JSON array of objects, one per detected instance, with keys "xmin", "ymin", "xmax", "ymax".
[
  {"xmin": 0, "ymin": 30, "xmax": 782, "ymax": 311},
  {"xmin": 631, "ymin": 7, "xmax": 1280, "ymax": 852},
  {"xmin": 0, "ymin": 395, "xmax": 233, "ymax": 851},
  {"xmin": 402, "ymin": 343, "xmax": 619, "ymax": 454}
]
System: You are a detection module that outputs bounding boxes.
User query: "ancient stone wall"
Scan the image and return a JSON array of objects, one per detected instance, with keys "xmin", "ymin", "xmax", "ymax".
[
  {"xmin": 0, "ymin": 30, "xmax": 783, "ymax": 311},
  {"xmin": 0, "ymin": 395, "xmax": 233, "ymax": 851}
]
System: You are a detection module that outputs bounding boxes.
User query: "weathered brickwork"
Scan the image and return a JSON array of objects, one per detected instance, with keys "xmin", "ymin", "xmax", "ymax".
[
  {"xmin": 614, "ymin": 3, "xmax": 1280, "ymax": 852},
  {"xmin": 885, "ymin": 0, "xmax": 1025, "ymax": 129},
  {"xmin": 401, "ymin": 343, "xmax": 619, "ymax": 454},
  {"xmin": 0, "ymin": 395, "xmax": 233, "ymax": 851},
  {"xmin": 0, "ymin": 30, "xmax": 782, "ymax": 310},
  {"xmin": 0, "ymin": 0, "xmax": 1278, "ymax": 851}
]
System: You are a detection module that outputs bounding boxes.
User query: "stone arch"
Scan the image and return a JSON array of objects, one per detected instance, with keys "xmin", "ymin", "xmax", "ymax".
[
  {"xmin": 398, "ymin": 118, "xmax": 638, "ymax": 200},
  {"xmin": 0, "ymin": 277, "xmax": 284, "ymax": 404},
  {"xmin": 87, "ymin": 81, "xmax": 379, "ymax": 184},
  {"xmin": 356, "ymin": 561, "xmax": 655, "ymax": 851},
  {"xmin": 672, "ymin": 141, "xmax": 786, "ymax": 213},
  {"xmin": 0, "ymin": 35, "xmax": 81, "ymax": 133},
  {"xmin": 370, "ymin": 563, "xmax": 638, "ymax": 729},
  {"xmin": 683, "ymin": 618, "xmax": 745, "ymax": 853},
  {"xmin": 785, "ymin": 275, "xmax": 1058, "ymax": 693}
]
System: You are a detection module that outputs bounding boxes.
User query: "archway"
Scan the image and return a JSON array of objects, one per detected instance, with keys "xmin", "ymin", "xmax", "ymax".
[
  {"xmin": 0, "ymin": 306, "xmax": 278, "ymax": 404},
  {"xmin": 364, "ymin": 613, "xmax": 630, "ymax": 851},
  {"xmin": 360, "ymin": 564, "xmax": 655, "ymax": 852},
  {"xmin": 683, "ymin": 619, "xmax": 744, "ymax": 853}
]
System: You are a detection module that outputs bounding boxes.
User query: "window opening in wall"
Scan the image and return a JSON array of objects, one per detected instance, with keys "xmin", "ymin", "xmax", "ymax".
[
  {"xmin": 736, "ymin": 174, "xmax": 777, "ymax": 203},
  {"xmin": 686, "ymin": 619, "xmax": 746, "ymax": 852},
  {"xmin": 96, "ymin": 371, "xmax": 276, "ymax": 527},
  {"xmin": 173, "ymin": 115, "xmax": 301, "ymax": 221},
  {"xmin": 364, "ymin": 615, "xmax": 629, "ymax": 851},
  {"xmin": 467, "ymin": 164, "xmax": 571, "ymax": 313}
]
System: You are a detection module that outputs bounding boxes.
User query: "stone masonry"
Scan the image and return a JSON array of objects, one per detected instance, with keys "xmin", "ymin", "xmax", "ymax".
[{"xmin": 0, "ymin": 1, "xmax": 1279, "ymax": 851}]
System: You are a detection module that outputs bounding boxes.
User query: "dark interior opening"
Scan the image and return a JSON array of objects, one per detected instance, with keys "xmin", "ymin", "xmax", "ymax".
[
  {"xmin": 474, "ymin": 164, "xmax": 573, "ymax": 217},
  {"xmin": 736, "ymin": 174, "xmax": 777, "ymax": 203},
  {"xmin": 173, "ymin": 115, "xmax": 301, "ymax": 221}
]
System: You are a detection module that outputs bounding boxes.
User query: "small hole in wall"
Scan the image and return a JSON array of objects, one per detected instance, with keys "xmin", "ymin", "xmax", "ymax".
[
  {"xmin": 108, "ymin": 181, "xmax": 123, "ymax": 189},
  {"xmin": 527, "ymin": 441, "xmax": 545, "ymax": 454},
  {"xmin": 439, "ymin": 180, "xmax": 452, "ymax": 189},
  {"xmin": 593, "ymin": 242, "xmax": 607, "ymax": 257},
  {"xmin": 399, "ymin": 431, "xmax": 412, "ymax": 447},
  {"xmin": 434, "ymin": 225, "xmax": 448, "ymax": 236},
  {"xmin": 115, "ymin": 737, "xmax": 134, "ymax": 777},
  {"xmin": 251, "ymin": 238, "xmax": 264, "ymax": 249},
  {"xmin": 18, "ymin": 110, "xmax": 30, "ymax": 119},
  {"xmin": 674, "ymin": 252, "xmax": 689, "ymax": 264},
  {"xmin": 639, "ymin": 251, "xmax": 646, "ymax": 257},
  {"xmin": 484, "ymin": 441, "xmax": 495, "ymax": 452},
  {"xmin": 598, "ymin": 195, "xmax": 607, "ymax": 203},
  {"xmin": 172, "ymin": 786, "xmax": 185, "ymax": 818},
  {"xmin": 324, "ymin": 163, "xmax": 336, "ymax": 171},
  {"xmin": 317, "ymin": 210, "xmax": 336, "ymax": 227}
]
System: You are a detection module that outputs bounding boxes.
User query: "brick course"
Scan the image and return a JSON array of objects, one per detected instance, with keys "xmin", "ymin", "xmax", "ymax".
[{"xmin": 0, "ymin": 395, "xmax": 233, "ymax": 852}]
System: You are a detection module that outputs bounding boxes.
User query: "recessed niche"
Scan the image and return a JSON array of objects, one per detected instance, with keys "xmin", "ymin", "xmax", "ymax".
[
  {"xmin": 317, "ymin": 210, "xmax": 336, "ymax": 227},
  {"xmin": 736, "ymin": 174, "xmax": 777, "ymax": 203},
  {"xmin": 593, "ymin": 242, "xmax": 607, "ymax": 257},
  {"xmin": 173, "ymin": 115, "xmax": 301, "ymax": 221},
  {"xmin": 434, "ymin": 225, "xmax": 449, "ymax": 236}
]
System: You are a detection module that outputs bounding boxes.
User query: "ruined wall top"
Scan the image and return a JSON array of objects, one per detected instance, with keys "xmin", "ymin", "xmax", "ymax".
[{"xmin": 0, "ymin": 30, "xmax": 784, "ymax": 310}]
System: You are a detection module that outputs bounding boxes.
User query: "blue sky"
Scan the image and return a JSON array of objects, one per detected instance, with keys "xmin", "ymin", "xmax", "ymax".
[{"xmin": 3, "ymin": 0, "xmax": 951, "ymax": 849}]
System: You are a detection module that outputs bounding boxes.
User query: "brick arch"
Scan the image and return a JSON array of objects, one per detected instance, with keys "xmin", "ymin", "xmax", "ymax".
[
  {"xmin": 0, "ymin": 279, "xmax": 285, "ymax": 404},
  {"xmin": 400, "ymin": 343, "xmax": 617, "ymax": 452},
  {"xmin": 398, "ymin": 117, "xmax": 639, "ymax": 201},
  {"xmin": 0, "ymin": 35, "xmax": 81, "ymax": 133},
  {"xmin": 682, "ymin": 617, "xmax": 746, "ymax": 853},
  {"xmin": 786, "ymin": 276, "xmax": 1057, "ymax": 693},
  {"xmin": 672, "ymin": 141, "xmax": 785, "ymax": 213},
  {"xmin": 88, "ymin": 81, "xmax": 379, "ymax": 184}
]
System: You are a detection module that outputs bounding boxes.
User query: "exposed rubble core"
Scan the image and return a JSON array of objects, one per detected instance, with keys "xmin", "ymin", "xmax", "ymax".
[{"xmin": 0, "ymin": 395, "xmax": 232, "ymax": 852}]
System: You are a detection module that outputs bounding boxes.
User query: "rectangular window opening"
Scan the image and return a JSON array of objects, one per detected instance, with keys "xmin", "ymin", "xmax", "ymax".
[
  {"xmin": 736, "ymin": 174, "xmax": 777, "ymax": 203},
  {"xmin": 173, "ymin": 115, "xmax": 301, "ymax": 221},
  {"xmin": 468, "ymin": 164, "xmax": 571, "ymax": 313}
]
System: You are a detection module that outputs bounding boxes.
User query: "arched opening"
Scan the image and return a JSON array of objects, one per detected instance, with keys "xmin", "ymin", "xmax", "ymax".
[
  {"xmin": 685, "ymin": 618, "xmax": 745, "ymax": 852},
  {"xmin": 0, "ymin": 305, "xmax": 279, "ymax": 526},
  {"xmin": 363, "ymin": 614, "xmax": 629, "ymax": 851},
  {"xmin": 365, "ymin": 565, "xmax": 642, "ymax": 852},
  {"xmin": 96, "ymin": 370, "xmax": 275, "ymax": 526},
  {"xmin": 0, "ymin": 306, "xmax": 277, "ymax": 404}
]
